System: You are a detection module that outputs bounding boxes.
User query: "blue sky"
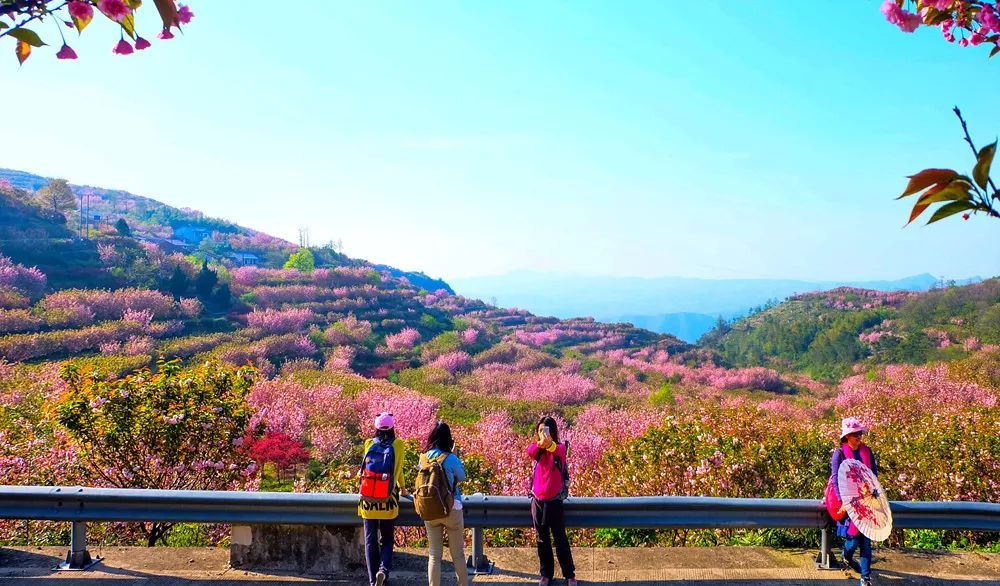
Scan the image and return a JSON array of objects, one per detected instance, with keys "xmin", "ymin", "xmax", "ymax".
[{"xmin": 2, "ymin": 0, "xmax": 998, "ymax": 281}]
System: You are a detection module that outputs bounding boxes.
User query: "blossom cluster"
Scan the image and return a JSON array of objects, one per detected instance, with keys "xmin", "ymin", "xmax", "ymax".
[
  {"xmin": 246, "ymin": 308, "xmax": 312, "ymax": 335},
  {"xmin": 0, "ymin": 255, "xmax": 46, "ymax": 299},
  {"xmin": 384, "ymin": 327, "xmax": 421, "ymax": 352},
  {"xmin": 40, "ymin": 289, "xmax": 176, "ymax": 321},
  {"xmin": 881, "ymin": 0, "xmax": 1000, "ymax": 50},
  {"xmin": 4, "ymin": 1, "xmax": 195, "ymax": 65}
]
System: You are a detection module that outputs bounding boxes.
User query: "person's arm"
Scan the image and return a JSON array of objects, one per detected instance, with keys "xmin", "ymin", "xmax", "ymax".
[
  {"xmin": 527, "ymin": 442, "xmax": 540, "ymax": 459},
  {"xmin": 870, "ymin": 449, "xmax": 879, "ymax": 477},
  {"xmin": 452, "ymin": 455, "xmax": 467, "ymax": 483},
  {"xmin": 831, "ymin": 449, "xmax": 843, "ymax": 500},
  {"xmin": 394, "ymin": 440, "xmax": 407, "ymax": 497}
]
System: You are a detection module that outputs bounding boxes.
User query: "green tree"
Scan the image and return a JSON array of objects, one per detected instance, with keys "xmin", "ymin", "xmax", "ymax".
[
  {"xmin": 212, "ymin": 283, "xmax": 232, "ymax": 309},
  {"xmin": 283, "ymin": 247, "xmax": 315, "ymax": 273},
  {"xmin": 194, "ymin": 260, "xmax": 218, "ymax": 299},
  {"xmin": 166, "ymin": 265, "xmax": 190, "ymax": 299},
  {"xmin": 115, "ymin": 218, "xmax": 132, "ymax": 236},
  {"xmin": 54, "ymin": 360, "xmax": 257, "ymax": 545},
  {"xmin": 193, "ymin": 236, "xmax": 226, "ymax": 262},
  {"xmin": 34, "ymin": 178, "xmax": 76, "ymax": 214}
]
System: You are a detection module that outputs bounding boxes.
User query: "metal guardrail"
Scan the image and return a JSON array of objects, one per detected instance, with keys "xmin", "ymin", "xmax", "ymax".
[{"xmin": 1, "ymin": 486, "xmax": 998, "ymax": 572}]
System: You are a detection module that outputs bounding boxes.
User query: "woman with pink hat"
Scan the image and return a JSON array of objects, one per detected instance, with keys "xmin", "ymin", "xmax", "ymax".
[
  {"xmin": 829, "ymin": 417, "xmax": 879, "ymax": 586},
  {"xmin": 357, "ymin": 412, "xmax": 408, "ymax": 586}
]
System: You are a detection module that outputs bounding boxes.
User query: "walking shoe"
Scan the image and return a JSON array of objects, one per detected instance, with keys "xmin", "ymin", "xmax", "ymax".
[
  {"xmin": 538, "ymin": 578, "xmax": 550, "ymax": 586},
  {"xmin": 567, "ymin": 579, "xmax": 580, "ymax": 586},
  {"xmin": 860, "ymin": 577, "xmax": 873, "ymax": 586},
  {"xmin": 375, "ymin": 569, "xmax": 386, "ymax": 586}
]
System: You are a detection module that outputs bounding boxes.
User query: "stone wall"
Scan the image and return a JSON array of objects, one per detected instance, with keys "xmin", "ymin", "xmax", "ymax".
[{"xmin": 230, "ymin": 524, "xmax": 365, "ymax": 575}]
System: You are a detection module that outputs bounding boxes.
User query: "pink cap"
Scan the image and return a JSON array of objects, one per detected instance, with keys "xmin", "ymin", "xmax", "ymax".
[{"xmin": 375, "ymin": 412, "xmax": 394, "ymax": 430}]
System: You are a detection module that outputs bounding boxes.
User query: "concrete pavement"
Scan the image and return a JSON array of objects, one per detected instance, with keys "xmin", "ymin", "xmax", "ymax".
[{"xmin": 1, "ymin": 545, "xmax": 998, "ymax": 584}]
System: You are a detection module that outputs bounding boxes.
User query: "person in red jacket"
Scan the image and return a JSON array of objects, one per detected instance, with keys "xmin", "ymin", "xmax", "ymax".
[{"xmin": 527, "ymin": 416, "xmax": 578, "ymax": 586}]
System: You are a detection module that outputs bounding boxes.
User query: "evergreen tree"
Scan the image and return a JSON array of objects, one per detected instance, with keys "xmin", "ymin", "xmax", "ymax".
[
  {"xmin": 167, "ymin": 266, "xmax": 190, "ymax": 299},
  {"xmin": 194, "ymin": 260, "xmax": 218, "ymax": 299},
  {"xmin": 212, "ymin": 283, "xmax": 232, "ymax": 309},
  {"xmin": 115, "ymin": 218, "xmax": 132, "ymax": 236}
]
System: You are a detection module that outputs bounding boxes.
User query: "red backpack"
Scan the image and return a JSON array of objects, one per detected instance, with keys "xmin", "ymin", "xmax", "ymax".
[{"xmin": 824, "ymin": 444, "xmax": 872, "ymax": 521}]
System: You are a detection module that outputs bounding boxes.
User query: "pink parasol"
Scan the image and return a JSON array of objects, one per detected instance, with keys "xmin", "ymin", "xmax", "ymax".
[{"xmin": 837, "ymin": 458, "xmax": 893, "ymax": 542}]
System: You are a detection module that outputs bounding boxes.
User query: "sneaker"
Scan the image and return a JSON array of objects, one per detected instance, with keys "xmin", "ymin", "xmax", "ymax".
[
  {"xmin": 375, "ymin": 569, "xmax": 386, "ymax": 586},
  {"xmin": 860, "ymin": 577, "xmax": 873, "ymax": 586}
]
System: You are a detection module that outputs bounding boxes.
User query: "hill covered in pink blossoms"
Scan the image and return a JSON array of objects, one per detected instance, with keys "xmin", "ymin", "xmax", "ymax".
[{"xmin": 0, "ymin": 171, "xmax": 997, "ymax": 551}]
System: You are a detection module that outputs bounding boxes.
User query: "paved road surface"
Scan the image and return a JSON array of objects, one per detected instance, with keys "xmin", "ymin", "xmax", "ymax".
[{"xmin": 1, "ymin": 546, "xmax": 997, "ymax": 584}]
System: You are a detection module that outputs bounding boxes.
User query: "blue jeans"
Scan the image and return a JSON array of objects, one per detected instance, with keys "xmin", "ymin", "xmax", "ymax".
[
  {"xmin": 843, "ymin": 534, "xmax": 872, "ymax": 578},
  {"xmin": 363, "ymin": 519, "xmax": 394, "ymax": 585}
]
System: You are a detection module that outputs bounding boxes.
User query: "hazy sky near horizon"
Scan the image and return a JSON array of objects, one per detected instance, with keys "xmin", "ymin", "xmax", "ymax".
[{"xmin": 2, "ymin": 1, "xmax": 998, "ymax": 282}]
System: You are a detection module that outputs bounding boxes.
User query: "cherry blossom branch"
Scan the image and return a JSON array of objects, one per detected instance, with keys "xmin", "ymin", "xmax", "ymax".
[
  {"xmin": 953, "ymin": 106, "xmax": 998, "ymax": 197},
  {"xmin": 0, "ymin": 1, "xmax": 64, "ymax": 41}
]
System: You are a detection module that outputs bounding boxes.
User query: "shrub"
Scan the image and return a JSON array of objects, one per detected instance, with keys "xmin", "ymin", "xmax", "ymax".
[{"xmin": 54, "ymin": 360, "xmax": 259, "ymax": 545}]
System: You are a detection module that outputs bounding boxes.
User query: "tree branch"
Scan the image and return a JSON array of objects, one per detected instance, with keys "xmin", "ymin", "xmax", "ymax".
[
  {"xmin": 0, "ymin": 1, "xmax": 66, "ymax": 41},
  {"xmin": 952, "ymin": 106, "xmax": 999, "ymax": 217}
]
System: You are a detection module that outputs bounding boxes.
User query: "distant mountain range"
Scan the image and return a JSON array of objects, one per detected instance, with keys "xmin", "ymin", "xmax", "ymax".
[{"xmin": 450, "ymin": 272, "xmax": 979, "ymax": 342}]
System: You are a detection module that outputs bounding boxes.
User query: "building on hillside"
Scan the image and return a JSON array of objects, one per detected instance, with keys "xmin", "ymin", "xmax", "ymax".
[
  {"xmin": 137, "ymin": 235, "xmax": 194, "ymax": 254},
  {"xmin": 172, "ymin": 225, "xmax": 212, "ymax": 244},
  {"xmin": 227, "ymin": 251, "xmax": 261, "ymax": 267}
]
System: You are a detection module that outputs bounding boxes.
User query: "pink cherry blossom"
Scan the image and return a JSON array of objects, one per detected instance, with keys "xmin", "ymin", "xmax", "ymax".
[
  {"xmin": 429, "ymin": 351, "xmax": 471, "ymax": 374},
  {"xmin": 68, "ymin": 1, "xmax": 94, "ymax": 21},
  {"xmin": 113, "ymin": 39, "xmax": 134, "ymax": 55},
  {"xmin": 98, "ymin": 0, "xmax": 130, "ymax": 22},
  {"xmin": 384, "ymin": 327, "xmax": 420, "ymax": 352},
  {"xmin": 56, "ymin": 44, "xmax": 78, "ymax": 60},
  {"xmin": 135, "ymin": 37, "xmax": 152, "ymax": 51},
  {"xmin": 177, "ymin": 4, "xmax": 195, "ymax": 25},
  {"xmin": 158, "ymin": 27, "xmax": 175, "ymax": 40}
]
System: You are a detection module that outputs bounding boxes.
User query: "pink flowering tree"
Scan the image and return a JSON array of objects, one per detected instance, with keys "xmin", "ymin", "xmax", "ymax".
[
  {"xmin": 897, "ymin": 108, "xmax": 998, "ymax": 225},
  {"xmin": 881, "ymin": 1, "xmax": 1000, "ymax": 55},
  {"xmin": 382, "ymin": 327, "xmax": 421, "ymax": 354},
  {"xmin": 54, "ymin": 359, "xmax": 258, "ymax": 545},
  {"xmin": 246, "ymin": 308, "xmax": 312, "ymax": 335},
  {"xmin": 248, "ymin": 378, "xmax": 353, "ymax": 462},
  {"xmin": 353, "ymin": 388, "xmax": 439, "ymax": 441},
  {"xmin": 0, "ymin": 254, "xmax": 46, "ymax": 302},
  {"xmin": 1, "ymin": 0, "xmax": 193, "ymax": 64}
]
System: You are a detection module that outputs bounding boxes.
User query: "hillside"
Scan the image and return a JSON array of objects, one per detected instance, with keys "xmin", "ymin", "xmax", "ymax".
[
  {"xmin": 1, "ymin": 169, "xmax": 998, "ymax": 551},
  {"xmin": 0, "ymin": 168, "xmax": 453, "ymax": 294},
  {"xmin": 704, "ymin": 281, "xmax": 1000, "ymax": 380}
]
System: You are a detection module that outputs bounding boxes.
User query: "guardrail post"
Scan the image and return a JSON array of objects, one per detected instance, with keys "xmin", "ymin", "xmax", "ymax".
[
  {"xmin": 815, "ymin": 527, "xmax": 837, "ymax": 570},
  {"xmin": 54, "ymin": 521, "xmax": 100, "ymax": 571},
  {"xmin": 465, "ymin": 493, "xmax": 493, "ymax": 575}
]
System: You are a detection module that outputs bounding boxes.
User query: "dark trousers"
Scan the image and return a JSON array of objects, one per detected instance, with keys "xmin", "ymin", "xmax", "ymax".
[
  {"xmin": 363, "ymin": 519, "xmax": 394, "ymax": 585},
  {"xmin": 531, "ymin": 498, "xmax": 575, "ymax": 580},
  {"xmin": 843, "ymin": 533, "xmax": 872, "ymax": 578}
]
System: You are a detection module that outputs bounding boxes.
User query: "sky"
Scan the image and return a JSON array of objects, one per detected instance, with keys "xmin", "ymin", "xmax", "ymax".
[{"xmin": 1, "ymin": 1, "xmax": 998, "ymax": 282}]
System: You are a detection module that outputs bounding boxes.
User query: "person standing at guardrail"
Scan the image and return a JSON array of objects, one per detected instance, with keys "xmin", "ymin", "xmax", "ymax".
[
  {"xmin": 527, "ymin": 415, "xmax": 578, "ymax": 586},
  {"xmin": 830, "ymin": 417, "xmax": 879, "ymax": 586},
  {"xmin": 416, "ymin": 421, "xmax": 470, "ymax": 586},
  {"xmin": 358, "ymin": 412, "xmax": 408, "ymax": 586}
]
